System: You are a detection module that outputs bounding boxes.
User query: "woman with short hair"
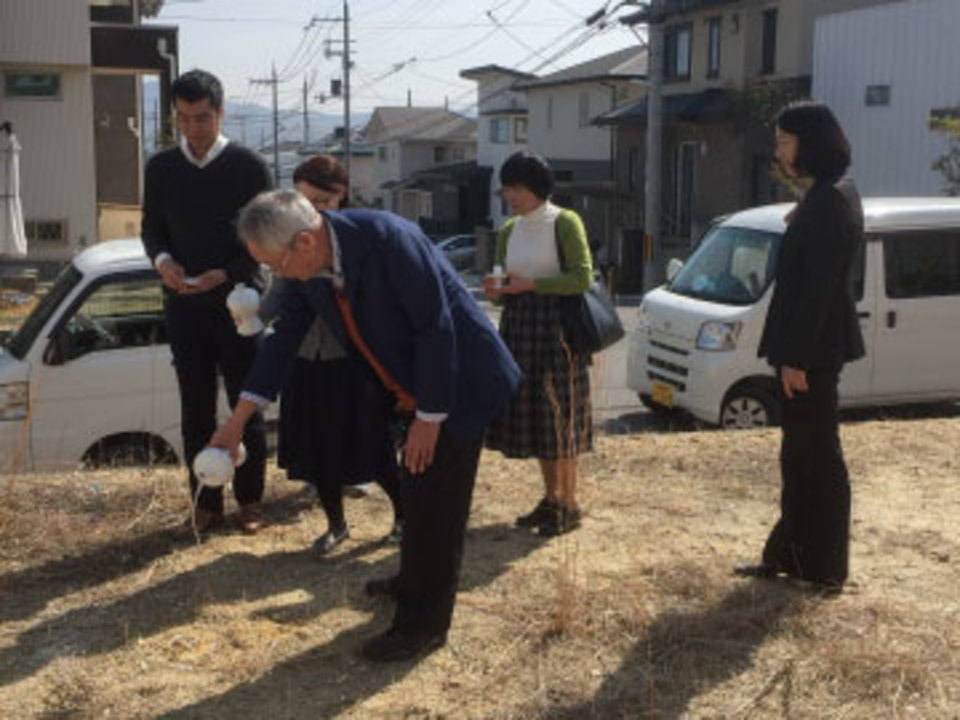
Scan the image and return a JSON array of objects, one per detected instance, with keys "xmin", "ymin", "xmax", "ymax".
[{"xmin": 484, "ymin": 152, "xmax": 594, "ymax": 536}]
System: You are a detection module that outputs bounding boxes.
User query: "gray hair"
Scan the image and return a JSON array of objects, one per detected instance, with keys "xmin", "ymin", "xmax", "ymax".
[{"xmin": 237, "ymin": 189, "xmax": 323, "ymax": 251}]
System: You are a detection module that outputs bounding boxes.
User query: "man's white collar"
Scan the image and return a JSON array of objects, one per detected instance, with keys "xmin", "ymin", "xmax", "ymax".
[{"xmin": 179, "ymin": 134, "xmax": 230, "ymax": 168}]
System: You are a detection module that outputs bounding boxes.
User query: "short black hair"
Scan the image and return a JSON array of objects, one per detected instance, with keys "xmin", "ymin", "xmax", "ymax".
[
  {"xmin": 499, "ymin": 151, "xmax": 554, "ymax": 200},
  {"xmin": 171, "ymin": 69, "xmax": 224, "ymax": 110},
  {"xmin": 776, "ymin": 100, "xmax": 851, "ymax": 182}
]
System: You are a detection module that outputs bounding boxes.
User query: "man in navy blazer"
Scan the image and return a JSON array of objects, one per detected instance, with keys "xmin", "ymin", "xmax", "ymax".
[{"xmin": 210, "ymin": 190, "xmax": 520, "ymax": 662}]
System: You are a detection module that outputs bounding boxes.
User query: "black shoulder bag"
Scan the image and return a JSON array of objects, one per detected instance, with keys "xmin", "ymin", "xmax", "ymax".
[{"xmin": 554, "ymin": 220, "xmax": 625, "ymax": 355}]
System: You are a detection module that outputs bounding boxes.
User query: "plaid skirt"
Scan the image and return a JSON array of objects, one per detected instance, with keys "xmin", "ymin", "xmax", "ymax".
[{"xmin": 486, "ymin": 293, "xmax": 593, "ymax": 459}]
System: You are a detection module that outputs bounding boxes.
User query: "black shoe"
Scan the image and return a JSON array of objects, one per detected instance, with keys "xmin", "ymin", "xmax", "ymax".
[
  {"xmin": 384, "ymin": 519, "xmax": 404, "ymax": 544},
  {"xmin": 807, "ymin": 580, "xmax": 844, "ymax": 598},
  {"xmin": 313, "ymin": 525, "xmax": 349, "ymax": 555},
  {"xmin": 364, "ymin": 575, "xmax": 400, "ymax": 599},
  {"xmin": 516, "ymin": 497, "xmax": 558, "ymax": 528},
  {"xmin": 538, "ymin": 505, "xmax": 582, "ymax": 537},
  {"xmin": 361, "ymin": 628, "xmax": 447, "ymax": 663},
  {"xmin": 733, "ymin": 564, "xmax": 779, "ymax": 579}
]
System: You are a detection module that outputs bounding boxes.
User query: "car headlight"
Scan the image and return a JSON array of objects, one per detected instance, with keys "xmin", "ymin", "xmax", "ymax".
[
  {"xmin": 0, "ymin": 383, "xmax": 29, "ymax": 421},
  {"xmin": 696, "ymin": 321, "xmax": 742, "ymax": 351}
]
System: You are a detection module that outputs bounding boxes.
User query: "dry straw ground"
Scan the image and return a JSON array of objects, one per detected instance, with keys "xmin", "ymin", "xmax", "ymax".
[{"xmin": 1, "ymin": 417, "xmax": 958, "ymax": 719}]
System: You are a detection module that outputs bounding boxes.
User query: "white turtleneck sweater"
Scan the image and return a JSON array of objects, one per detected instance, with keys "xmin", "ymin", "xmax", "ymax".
[{"xmin": 504, "ymin": 201, "xmax": 562, "ymax": 280}]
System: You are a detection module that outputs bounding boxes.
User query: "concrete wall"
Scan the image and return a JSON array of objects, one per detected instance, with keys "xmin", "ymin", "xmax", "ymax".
[
  {"xmin": 0, "ymin": 0, "xmax": 90, "ymax": 66},
  {"xmin": 813, "ymin": 0, "xmax": 960, "ymax": 196},
  {"xmin": 1, "ymin": 67, "xmax": 98, "ymax": 260}
]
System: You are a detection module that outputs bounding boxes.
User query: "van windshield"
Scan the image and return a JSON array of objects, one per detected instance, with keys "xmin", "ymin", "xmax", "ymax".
[
  {"xmin": 4, "ymin": 265, "xmax": 83, "ymax": 360},
  {"xmin": 668, "ymin": 225, "xmax": 781, "ymax": 306}
]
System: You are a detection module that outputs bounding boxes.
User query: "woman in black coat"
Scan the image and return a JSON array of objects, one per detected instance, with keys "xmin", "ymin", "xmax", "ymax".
[{"xmin": 736, "ymin": 102, "xmax": 865, "ymax": 594}]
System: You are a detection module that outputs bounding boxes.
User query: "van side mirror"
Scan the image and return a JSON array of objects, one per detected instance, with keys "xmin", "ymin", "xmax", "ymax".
[
  {"xmin": 43, "ymin": 335, "xmax": 66, "ymax": 366},
  {"xmin": 666, "ymin": 258, "xmax": 684, "ymax": 282}
]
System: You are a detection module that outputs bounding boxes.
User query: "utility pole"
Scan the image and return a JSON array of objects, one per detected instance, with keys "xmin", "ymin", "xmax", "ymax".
[
  {"xmin": 643, "ymin": 0, "xmax": 664, "ymax": 292},
  {"xmin": 622, "ymin": 0, "xmax": 664, "ymax": 292},
  {"xmin": 303, "ymin": 76, "xmax": 310, "ymax": 148},
  {"xmin": 310, "ymin": 1, "xmax": 353, "ymax": 198},
  {"xmin": 250, "ymin": 66, "xmax": 281, "ymax": 184}
]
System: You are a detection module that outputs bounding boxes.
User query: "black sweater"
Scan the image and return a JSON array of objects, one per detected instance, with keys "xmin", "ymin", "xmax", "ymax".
[{"xmin": 141, "ymin": 142, "xmax": 272, "ymax": 288}]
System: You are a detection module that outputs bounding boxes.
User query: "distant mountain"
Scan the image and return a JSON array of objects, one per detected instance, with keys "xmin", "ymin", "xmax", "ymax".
[{"xmin": 140, "ymin": 79, "xmax": 368, "ymax": 152}]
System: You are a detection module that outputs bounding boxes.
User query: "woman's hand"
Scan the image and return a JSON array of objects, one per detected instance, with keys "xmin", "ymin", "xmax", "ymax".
[
  {"xmin": 403, "ymin": 418, "xmax": 441, "ymax": 475},
  {"xmin": 780, "ymin": 365, "xmax": 808, "ymax": 400},
  {"xmin": 482, "ymin": 275, "xmax": 505, "ymax": 300},
  {"xmin": 501, "ymin": 275, "xmax": 534, "ymax": 294}
]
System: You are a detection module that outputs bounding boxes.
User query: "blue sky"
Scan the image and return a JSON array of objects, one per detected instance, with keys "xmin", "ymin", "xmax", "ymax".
[{"xmin": 147, "ymin": 0, "xmax": 645, "ymax": 115}]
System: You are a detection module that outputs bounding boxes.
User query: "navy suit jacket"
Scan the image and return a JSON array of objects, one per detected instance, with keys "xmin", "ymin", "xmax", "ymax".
[{"xmin": 244, "ymin": 209, "xmax": 520, "ymax": 444}]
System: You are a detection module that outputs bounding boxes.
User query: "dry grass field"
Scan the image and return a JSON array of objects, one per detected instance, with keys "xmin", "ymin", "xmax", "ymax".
[{"xmin": 1, "ymin": 417, "xmax": 958, "ymax": 719}]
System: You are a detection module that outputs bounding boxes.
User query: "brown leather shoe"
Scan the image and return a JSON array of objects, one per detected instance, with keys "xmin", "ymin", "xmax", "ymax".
[{"xmin": 237, "ymin": 503, "xmax": 265, "ymax": 534}]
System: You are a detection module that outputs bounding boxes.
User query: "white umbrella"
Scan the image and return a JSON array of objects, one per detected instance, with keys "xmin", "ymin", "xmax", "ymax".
[{"xmin": 1, "ymin": 123, "xmax": 28, "ymax": 258}]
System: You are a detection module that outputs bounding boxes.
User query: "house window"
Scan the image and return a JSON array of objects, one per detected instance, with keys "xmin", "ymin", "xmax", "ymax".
[
  {"xmin": 434, "ymin": 146, "xmax": 447, "ymax": 164},
  {"xmin": 865, "ymin": 85, "xmax": 891, "ymax": 107},
  {"xmin": 672, "ymin": 142, "xmax": 696, "ymax": 238},
  {"xmin": 547, "ymin": 96, "xmax": 554, "ymax": 130},
  {"xmin": 4, "ymin": 72, "xmax": 61, "ymax": 99},
  {"xmin": 707, "ymin": 16, "xmax": 722, "ymax": 78},
  {"xmin": 25, "ymin": 219, "xmax": 68, "ymax": 243},
  {"xmin": 578, "ymin": 92, "xmax": 592, "ymax": 127},
  {"xmin": 514, "ymin": 117, "xmax": 528, "ymax": 143},
  {"xmin": 489, "ymin": 117, "xmax": 510, "ymax": 144},
  {"xmin": 378, "ymin": 146, "xmax": 388, "ymax": 162},
  {"xmin": 761, "ymin": 8, "xmax": 778, "ymax": 75},
  {"xmin": 664, "ymin": 23, "xmax": 692, "ymax": 81}
]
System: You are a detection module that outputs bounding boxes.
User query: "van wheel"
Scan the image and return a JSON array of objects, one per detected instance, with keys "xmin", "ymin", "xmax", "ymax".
[
  {"xmin": 720, "ymin": 385, "xmax": 780, "ymax": 429},
  {"xmin": 83, "ymin": 434, "xmax": 178, "ymax": 469}
]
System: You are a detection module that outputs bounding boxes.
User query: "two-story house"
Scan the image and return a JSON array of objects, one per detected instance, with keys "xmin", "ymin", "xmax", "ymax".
[
  {"xmin": 363, "ymin": 106, "xmax": 478, "ymax": 229},
  {"xmin": 512, "ymin": 47, "xmax": 647, "ymax": 252},
  {"xmin": 1, "ymin": 0, "xmax": 177, "ymax": 266},
  {"xmin": 600, "ymin": 0, "xmax": 898, "ymax": 286},
  {"xmin": 459, "ymin": 65, "xmax": 535, "ymax": 230}
]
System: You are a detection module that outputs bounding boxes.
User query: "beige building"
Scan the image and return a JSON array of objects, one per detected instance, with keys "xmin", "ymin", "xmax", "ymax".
[{"xmin": 600, "ymin": 0, "xmax": 898, "ymax": 287}]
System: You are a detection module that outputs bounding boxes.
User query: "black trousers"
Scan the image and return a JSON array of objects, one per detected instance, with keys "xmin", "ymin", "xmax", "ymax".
[
  {"xmin": 317, "ymin": 469, "xmax": 403, "ymax": 530},
  {"xmin": 762, "ymin": 368, "xmax": 850, "ymax": 586},
  {"xmin": 391, "ymin": 429, "xmax": 482, "ymax": 637},
  {"xmin": 164, "ymin": 289, "xmax": 266, "ymax": 514}
]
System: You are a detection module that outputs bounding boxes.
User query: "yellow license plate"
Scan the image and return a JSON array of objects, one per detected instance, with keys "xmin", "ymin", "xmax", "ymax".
[{"xmin": 650, "ymin": 380, "xmax": 675, "ymax": 408}]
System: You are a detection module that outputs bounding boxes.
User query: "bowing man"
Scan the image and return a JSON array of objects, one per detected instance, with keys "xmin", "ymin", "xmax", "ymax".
[{"xmin": 208, "ymin": 190, "xmax": 520, "ymax": 663}]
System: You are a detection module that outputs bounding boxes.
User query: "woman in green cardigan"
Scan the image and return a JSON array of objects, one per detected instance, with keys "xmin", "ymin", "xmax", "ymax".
[{"xmin": 484, "ymin": 152, "xmax": 594, "ymax": 536}]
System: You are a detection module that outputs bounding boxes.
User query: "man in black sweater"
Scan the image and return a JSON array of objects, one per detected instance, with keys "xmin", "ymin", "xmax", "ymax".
[{"xmin": 141, "ymin": 69, "xmax": 272, "ymax": 534}]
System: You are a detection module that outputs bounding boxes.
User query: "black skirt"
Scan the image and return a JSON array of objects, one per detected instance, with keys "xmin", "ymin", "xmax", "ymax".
[
  {"xmin": 486, "ymin": 293, "xmax": 592, "ymax": 459},
  {"xmin": 277, "ymin": 356, "xmax": 395, "ymax": 491}
]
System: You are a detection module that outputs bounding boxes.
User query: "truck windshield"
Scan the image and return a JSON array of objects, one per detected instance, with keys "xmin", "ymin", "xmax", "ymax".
[
  {"xmin": 668, "ymin": 225, "xmax": 781, "ymax": 306},
  {"xmin": 4, "ymin": 265, "xmax": 83, "ymax": 360}
]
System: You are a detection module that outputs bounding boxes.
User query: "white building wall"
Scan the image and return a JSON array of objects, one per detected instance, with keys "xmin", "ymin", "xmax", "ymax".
[
  {"xmin": 0, "ymin": 0, "xmax": 90, "ymax": 66},
  {"xmin": 1, "ymin": 68, "xmax": 99, "ymax": 259},
  {"xmin": 526, "ymin": 84, "xmax": 615, "ymax": 163},
  {"xmin": 813, "ymin": 0, "xmax": 960, "ymax": 196},
  {"xmin": 477, "ymin": 115, "xmax": 528, "ymax": 228}
]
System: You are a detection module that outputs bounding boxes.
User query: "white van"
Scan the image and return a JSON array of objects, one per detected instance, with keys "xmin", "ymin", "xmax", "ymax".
[
  {"xmin": 0, "ymin": 239, "xmax": 274, "ymax": 474},
  {"xmin": 626, "ymin": 198, "xmax": 960, "ymax": 428}
]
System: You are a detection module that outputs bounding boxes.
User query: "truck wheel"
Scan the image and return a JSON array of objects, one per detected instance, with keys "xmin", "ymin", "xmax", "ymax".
[
  {"xmin": 719, "ymin": 385, "xmax": 780, "ymax": 429},
  {"xmin": 84, "ymin": 434, "xmax": 178, "ymax": 469}
]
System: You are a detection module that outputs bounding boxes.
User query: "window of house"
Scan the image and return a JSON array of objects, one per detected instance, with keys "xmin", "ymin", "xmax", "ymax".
[
  {"xmin": 378, "ymin": 146, "xmax": 388, "ymax": 162},
  {"xmin": 865, "ymin": 85, "xmax": 892, "ymax": 107},
  {"xmin": 25, "ymin": 219, "xmax": 68, "ymax": 243},
  {"xmin": 664, "ymin": 23, "xmax": 692, "ymax": 81},
  {"xmin": 761, "ymin": 8, "xmax": 778, "ymax": 75},
  {"xmin": 434, "ymin": 146, "xmax": 447, "ymax": 164},
  {"xmin": 489, "ymin": 117, "xmax": 510, "ymax": 144},
  {"xmin": 4, "ymin": 72, "xmax": 61, "ymax": 99},
  {"xmin": 514, "ymin": 117, "xmax": 528, "ymax": 143},
  {"xmin": 578, "ymin": 92, "xmax": 592, "ymax": 127},
  {"xmin": 671, "ymin": 142, "xmax": 696, "ymax": 238},
  {"xmin": 707, "ymin": 16, "xmax": 722, "ymax": 78},
  {"xmin": 547, "ymin": 96, "xmax": 554, "ymax": 130},
  {"xmin": 884, "ymin": 231, "xmax": 960, "ymax": 298}
]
